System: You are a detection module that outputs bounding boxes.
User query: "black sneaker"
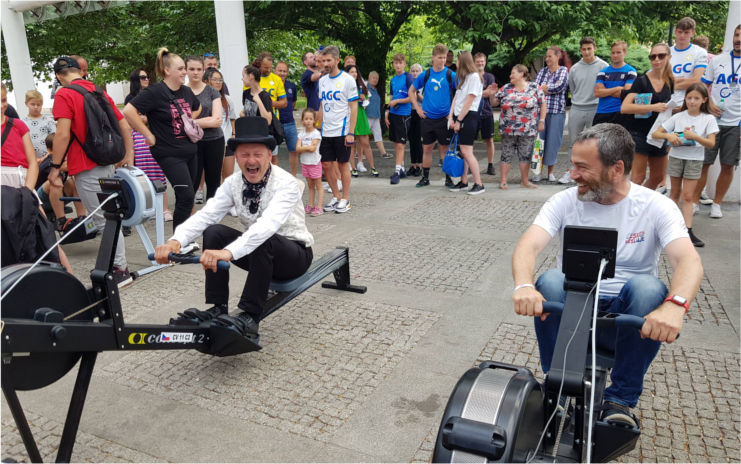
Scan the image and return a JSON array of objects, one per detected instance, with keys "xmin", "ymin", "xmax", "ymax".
[
  {"xmin": 444, "ymin": 175, "xmax": 455, "ymax": 188},
  {"xmin": 122, "ymin": 225, "xmax": 132, "ymax": 237},
  {"xmin": 212, "ymin": 311, "xmax": 259, "ymax": 339},
  {"xmin": 172, "ymin": 304, "xmax": 228, "ymax": 324},
  {"xmin": 486, "ymin": 163, "xmax": 496, "ymax": 176},
  {"xmin": 112, "ymin": 266, "xmax": 133, "ymax": 289},
  {"xmin": 416, "ymin": 177, "xmax": 430, "ymax": 187},
  {"xmin": 467, "ymin": 184, "xmax": 486, "ymax": 195},
  {"xmin": 399, "ymin": 168, "xmax": 407, "ymax": 179},
  {"xmin": 601, "ymin": 401, "xmax": 637, "ymax": 427},
  {"xmin": 689, "ymin": 230, "xmax": 705, "ymax": 247},
  {"xmin": 449, "ymin": 181, "xmax": 469, "ymax": 192}
]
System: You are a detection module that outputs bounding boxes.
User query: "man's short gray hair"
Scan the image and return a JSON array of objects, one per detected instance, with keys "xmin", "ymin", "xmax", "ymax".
[
  {"xmin": 318, "ymin": 46, "xmax": 340, "ymax": 59},
  {"xmin": 575, "ymin": 123, "xmax": 635, "ymax": 174}
]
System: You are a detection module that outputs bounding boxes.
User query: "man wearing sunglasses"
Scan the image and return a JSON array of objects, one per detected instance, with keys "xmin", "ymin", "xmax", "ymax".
[{"xmin": 154, "ymin": 116, "xmax": 314, "ymax": 340}]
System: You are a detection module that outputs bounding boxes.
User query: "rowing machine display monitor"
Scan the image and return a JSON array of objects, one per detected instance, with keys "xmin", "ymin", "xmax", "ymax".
[{"xmin": 433, "ymin": 226, "xmax": 639, "ymax": 463}]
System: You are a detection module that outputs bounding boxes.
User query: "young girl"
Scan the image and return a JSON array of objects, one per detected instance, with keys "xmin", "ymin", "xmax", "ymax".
[
  {"xmin": 296, "ymin": 108, "xmax": 324, "ymax": 216},
  {"xmin": 653, "ymin": 83, "xmax": 718, "ymax": 247},
  {"xmin": 345, "ymin": 65, "xmax": 378, "ymax": 177},
  {"xmin": 21, "ymin": 90, "xmax": 56, "ymax": 160}
]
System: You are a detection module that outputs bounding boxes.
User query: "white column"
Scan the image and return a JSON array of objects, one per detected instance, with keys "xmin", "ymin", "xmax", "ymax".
[
  {"xmin": 214, "ymin": 0, "xmax": 249, "ymax": 116},
  {"xmin": 706, "ymin": 0, "xmax": 741, "ymax": 203},
  {"xmin": 1, "ymin": 2, "xmax": 35, "ymax": 118}
]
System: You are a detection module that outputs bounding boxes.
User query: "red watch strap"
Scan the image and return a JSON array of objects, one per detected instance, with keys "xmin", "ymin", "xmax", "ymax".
[{"xmin": 664, "ymin": 296, "xmax": 689, "ymax": 313}]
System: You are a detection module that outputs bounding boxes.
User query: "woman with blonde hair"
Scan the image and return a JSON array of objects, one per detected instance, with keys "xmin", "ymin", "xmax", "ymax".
[{"xmin": 448, "ymin": 51, "xmax": 485, "ymax": 194}]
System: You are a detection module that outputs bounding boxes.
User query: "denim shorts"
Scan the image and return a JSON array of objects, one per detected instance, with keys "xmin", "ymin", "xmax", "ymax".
[{"xmin": 283, "ymin": 122, "xmax": 298, "ymax": 152}]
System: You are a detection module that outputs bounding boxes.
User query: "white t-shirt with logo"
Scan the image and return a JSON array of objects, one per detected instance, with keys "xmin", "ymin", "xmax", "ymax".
[
  {"xmin": 662, "ymin": 111, "xmax": 719, "ymax": 161},
  {"xmin": 533, "ymin": 183, "xmax": 688, "ymax": 297},
  {"xmin": 318, "ymin": 70, "xmax": 359, "ymax": 137},
  {"xmin": 670, "ymin": 43, "xmax": 709, "ymax": 105},
  {"xmin": 453, "ymin": 73, "xmax": 483, "ymax": 116},
  {"xmin": 701, "ymin": 51, "xmax": 741, "ymax": 126},
  {"xmin": 297, "ymin": 128, "xmax": 322, "ymax": 166}
]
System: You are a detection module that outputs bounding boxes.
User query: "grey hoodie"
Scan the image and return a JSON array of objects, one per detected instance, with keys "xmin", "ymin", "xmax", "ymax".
[{"xmin": 568, "ymin": 56, "xmax": 608, "ymax": 109}]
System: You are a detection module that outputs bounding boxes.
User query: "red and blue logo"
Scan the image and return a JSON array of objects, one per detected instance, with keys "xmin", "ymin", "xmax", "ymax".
[{"xmin": 625, "ymin": 231, "xmax": 645, "ymax": 244}]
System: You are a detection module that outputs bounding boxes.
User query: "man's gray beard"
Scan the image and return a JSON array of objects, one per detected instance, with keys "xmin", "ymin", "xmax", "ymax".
[{"xmin": 577, "ymin": 184, "xmax": 612, "ymax": 203}]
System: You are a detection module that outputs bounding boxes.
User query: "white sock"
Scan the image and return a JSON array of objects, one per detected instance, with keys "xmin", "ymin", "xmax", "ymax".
[{"xmin": 395, "ymin": 165, "xmax": 402, "ymax": 172}]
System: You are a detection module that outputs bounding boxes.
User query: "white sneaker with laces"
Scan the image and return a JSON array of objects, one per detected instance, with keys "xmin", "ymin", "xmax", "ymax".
[
  {"xmin": 324, "ymin": 197, "xmax": 340, "ymax": 212},
  {"xmin": 181, "ymin": 241, "xmax": 201, "ymax": 255},
  {"xmin": 558, "ymin": 171, "xmax": 574, "ymax": 184},
  {"xmin": 693, "ymin": 203, "xmax": 699, "ymax": 215},
  {"xmin": 334, "ymin": 199, "xmax": 351, "ymax": 213},
  {"xmin": 532, "ymin": 174, "xmax": 542, "ymax": 182},
  {"xmin": 699, "ymin": 191, "xmax": 713, "ymax": 205},
  {"xmin": 548, "ymin": 173, "xmax": 557, "ymax": 182},
  {"xmin": 710, "ymin": 203, "xmax": 723, "ymax": 218},
  {"xmin": 357, "ymin": 161, "xmax": 367, "ymax": 172}
]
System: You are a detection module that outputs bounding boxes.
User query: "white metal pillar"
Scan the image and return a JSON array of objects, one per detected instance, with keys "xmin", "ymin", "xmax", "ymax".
[
  {"xmin": 214, "ymin": 0, "xmax": 249, "ymax": 106},
  {"xmin": 1, "ymin": 1, "xmax": 36, "ymax": 118}
]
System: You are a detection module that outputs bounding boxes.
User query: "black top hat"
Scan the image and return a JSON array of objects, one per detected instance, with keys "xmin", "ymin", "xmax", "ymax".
[
  {"xmin": 227, "ymin": 117, "xmax": 276, "ymax": 151},
  {"xmin": 53, "ymin": 56, "xmax": 81, "ymax": 74}
]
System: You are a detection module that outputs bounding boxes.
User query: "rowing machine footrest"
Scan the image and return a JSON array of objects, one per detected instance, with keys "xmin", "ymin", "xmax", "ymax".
[{"xmin": 197, "ymin": 325, "xmax": 262, "ymax": 357}]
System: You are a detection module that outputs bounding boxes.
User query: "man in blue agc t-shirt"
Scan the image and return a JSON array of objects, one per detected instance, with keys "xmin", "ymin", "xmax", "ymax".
[
  {"xmin": 593, "ymin": 41, "xmax": 636, "ymax": 126},
  {"xmin": 409, "ymin": 43, "xmax": 457, "ymax": 187},
  {"xmin": 386, "ymin": 53, "xmax": 415, "ymax": 185}
]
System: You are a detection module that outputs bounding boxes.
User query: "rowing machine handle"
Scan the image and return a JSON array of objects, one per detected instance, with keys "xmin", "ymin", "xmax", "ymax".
[
  {"xmin": 541, "ymin": 301, "xmax": 646, "ymax": 330},
  {"xmin": 147, "ymin": 253, "xmax": 231, "ymax": 270}
]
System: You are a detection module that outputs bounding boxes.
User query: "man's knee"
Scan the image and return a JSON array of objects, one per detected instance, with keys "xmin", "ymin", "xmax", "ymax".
[
  {"xmin": 620, "ymin": 275, "xmax": 668, "ymax": 315},
  {"xmin": 536, "ymin": 269, "xmax": 566, "ymax": 301},
  {"xmin": 203, "ymin": 224, "xmax": 232, "ymax": 249}
]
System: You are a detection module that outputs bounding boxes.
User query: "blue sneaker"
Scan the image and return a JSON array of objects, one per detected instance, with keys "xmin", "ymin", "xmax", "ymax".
[
  {"xmin": 390, "ymin": 171, "xmax": 400, "ymax": 185},
  {"xmin": 399, "ymin": 168, "xmax": 407, "ymax": 179}
]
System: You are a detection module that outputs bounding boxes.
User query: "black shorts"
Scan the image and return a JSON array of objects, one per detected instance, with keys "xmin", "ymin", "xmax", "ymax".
[
  {"xmin": 630, "ymin": 131, "xmax": 668, "ymax": 158},
  {"xmin": 478, "ymin": 114, "xmax": 494, "ymax": 140},
  {"xmin": 593, "ymin": 112, "xmax": 624, "ymax": 126},
  {"xmin": 454, "ymin": 112, "xmax": 481, "ymax": 146},
  {"xmin": 319, "ymin": 136, "xmax": 351, "ymax": 163},
  {"xmin": 388, "ymin": 113, "xmax": 410, "ymax": 144},
  {"xmin": 421, "ymin": 117, "xmax": 453, "ymax": 146}
]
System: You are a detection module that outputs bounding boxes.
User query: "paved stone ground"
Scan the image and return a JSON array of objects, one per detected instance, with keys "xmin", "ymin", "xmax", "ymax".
[{"xmin": 2, "ymin": 138, "xmax": 739, "ymax": 463}]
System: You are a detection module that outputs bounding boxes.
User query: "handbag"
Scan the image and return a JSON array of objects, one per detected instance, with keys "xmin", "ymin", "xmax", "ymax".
[
  {"xmin": 270, "ymin": 115, "xmax": 285, "ymax": 146},
  {"xmin": 167, "ymin": 89, "xmax": 203, "ymax": 143},
  {"xmin": 442, "ymin": 133, "xmax": 464, "ymax": 177}
]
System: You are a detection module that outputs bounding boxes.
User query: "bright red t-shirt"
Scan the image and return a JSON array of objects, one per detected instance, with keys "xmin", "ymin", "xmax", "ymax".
[
  {"xmin": 52, "ymin": 79, "xmax": 124, "ymax": 176},
  {"xmin": 1, "ymin": 117, "xmax": 31, "ymax": 168}
]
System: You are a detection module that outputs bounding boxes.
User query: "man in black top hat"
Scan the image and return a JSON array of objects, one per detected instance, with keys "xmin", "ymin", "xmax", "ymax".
[{"xmin": 154, "ymin": 117, "xmax": 314, "ymax": 339}]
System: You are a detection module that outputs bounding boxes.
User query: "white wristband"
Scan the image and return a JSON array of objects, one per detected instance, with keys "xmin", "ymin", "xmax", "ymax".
[{"xmin": 513, "ymin": 283, "xmax": 535, "ymax": 293}]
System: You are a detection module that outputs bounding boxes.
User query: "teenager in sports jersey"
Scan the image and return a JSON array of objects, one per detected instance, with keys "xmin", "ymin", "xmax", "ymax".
[
  {"xmin": 409, "ymin": 43, "xmax": 457, "ymax": 188},
  {"xmin": 670, "ymin": 17, "xmax": 709, "ymax": 107},
  {"xmin": 316, "ymin": 46, "xmax": 358, "ymax": 214}
]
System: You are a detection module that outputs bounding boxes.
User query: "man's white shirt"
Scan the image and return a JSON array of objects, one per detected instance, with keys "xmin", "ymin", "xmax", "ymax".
[{"xmin": 319, "ymin": 70, "xmax": 358, "ymax": 137}]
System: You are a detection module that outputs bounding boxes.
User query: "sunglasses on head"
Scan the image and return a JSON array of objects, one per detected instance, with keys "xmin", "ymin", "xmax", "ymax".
[
  {"xmin": 204, "ymin": 52, "xmax": 216, "ymax": 58},
  {"xmin": 649, "ymin": 53, "xmax": 668, "ymax": 61}
]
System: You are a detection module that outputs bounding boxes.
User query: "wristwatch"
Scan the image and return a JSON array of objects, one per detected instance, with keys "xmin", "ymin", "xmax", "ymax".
[
  {"xmin": 664, "ymin": 295, "xmax": 690, "ymax": 313},
  {"xmin": 50, "ymin": 162, "xmax": 63, "ymax": 169}
]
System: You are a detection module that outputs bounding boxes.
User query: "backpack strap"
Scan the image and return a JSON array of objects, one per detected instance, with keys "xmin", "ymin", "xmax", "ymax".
[
  {"xmin": 1, "ymin": 117, "xmax": 14, "ymax": 146},
  {"xmin": 423, "ymin": 68, "xmax": 431, "ymax": 89}
]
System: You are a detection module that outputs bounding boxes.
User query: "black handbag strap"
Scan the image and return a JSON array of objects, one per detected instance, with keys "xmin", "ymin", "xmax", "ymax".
[{"xmin": 1, "ymin": 117, "xmax": 14, "ymax": 146}]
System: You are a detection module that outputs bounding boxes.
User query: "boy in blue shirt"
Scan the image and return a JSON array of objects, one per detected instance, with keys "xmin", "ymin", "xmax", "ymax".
[
  {"xmin": 409, "ymin": 44, "xmax": 457, "ymax": 187},
  {"xmin": 386, "ymin": 53, "xmax": 415, "ymax": 184},
  {"xmin": 593, "ymin": 41, "xmax": 637, "ymax": 126}
]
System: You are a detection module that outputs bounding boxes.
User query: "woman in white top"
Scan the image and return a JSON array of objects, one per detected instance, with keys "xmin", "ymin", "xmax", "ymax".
[{"xmin": 447, "ymin": 51, "xmax": 485, "ymax": 195}]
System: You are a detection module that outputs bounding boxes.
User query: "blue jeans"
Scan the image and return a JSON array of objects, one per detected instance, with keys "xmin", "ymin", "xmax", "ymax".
[
  {"xmin": 282, "ymin": 122, "xmax": 298, "ymax": 152},
  {"xmin": 534, "ymin": 269, "xmax": 667, "ymax": 407},
  {"xmin": 540, "ymin": 112, "xmax": 566, "ymax": 167}
]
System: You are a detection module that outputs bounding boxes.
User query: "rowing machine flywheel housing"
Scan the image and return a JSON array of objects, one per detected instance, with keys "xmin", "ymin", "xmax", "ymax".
[
  {"xmin": 433, "ymin": 360, "xmax": 545, "ymax": 463},
  {"xmin": 115, "ymin": 166, "xmax": 157, "ymax": 227},
  {"xmin": 1, "ymin": 263, "xmax": 92, "ymax": 390}
]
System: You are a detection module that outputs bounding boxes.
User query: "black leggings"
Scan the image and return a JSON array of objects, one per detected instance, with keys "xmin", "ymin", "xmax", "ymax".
[
  {"xmin": 203, "ymin": 225, "xmax": 313, "ymax": 320},
  {"xmin": 196, "ymin": 136, "xmax": 225, "ymax": 200},
  {"xmin": 409, "ymin": 112, "xmax": 423, "ymax": 164},
  {"xmin": 154, "ymin": 152, "xmax": 198, "ymax": 233}
]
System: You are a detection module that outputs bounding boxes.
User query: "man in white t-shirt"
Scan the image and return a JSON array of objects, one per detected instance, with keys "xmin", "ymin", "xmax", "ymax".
[
  {"xmin": 315, "ymin": 45, "xmax": 358, "ymax": 214},
  {"xmin": 511, "ymin": 124, "xmax": 703, "ymax": 426},
  {"xmin": 670, "ymin": 17, "xmax": 709, "ymax": 106},
  {"xmin": 694, "ymin": 24, "xmax": 741, "ymax": 219}
]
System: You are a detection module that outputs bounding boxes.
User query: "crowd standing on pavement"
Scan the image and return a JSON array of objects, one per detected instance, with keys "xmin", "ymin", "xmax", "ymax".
[{"xmin": 2, "ymin": 16, "xmax": 738, "ymax": 292}]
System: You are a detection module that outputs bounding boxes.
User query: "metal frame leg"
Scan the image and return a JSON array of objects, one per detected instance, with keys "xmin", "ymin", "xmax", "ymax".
[
  {"xmin": 1, "ymin": 380, "xmax": 43, "ymax": 463},
  {"xmin": 55, "ymin": 352, "xmax": 97, "ymax": 463}
]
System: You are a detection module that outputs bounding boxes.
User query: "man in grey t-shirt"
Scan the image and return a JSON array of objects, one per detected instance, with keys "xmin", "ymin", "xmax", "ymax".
[{"xmin": 559, "ymin": 37, "xmax": 608, "ymax": 184}]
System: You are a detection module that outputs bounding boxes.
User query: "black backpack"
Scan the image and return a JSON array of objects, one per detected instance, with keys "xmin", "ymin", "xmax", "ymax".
[
  {"xmin": 423, "ymin": 68, "xmax": 456, "ymax": 103},
  {"xmin": 63, "ymin": 83, "xmax": 125, "ymax": 166}
]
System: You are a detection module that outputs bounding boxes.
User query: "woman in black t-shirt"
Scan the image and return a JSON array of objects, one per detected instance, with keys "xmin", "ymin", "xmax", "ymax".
[
  {"xmin": 124, "ymin": 47, "xmax": 201, "ymax": 233},
  {"xmin": 240, "ymin": 65, "xmax": 273, "ymax": 123},
  {"xmin": 621, "ymin": 43, "xmax": 673, "ymax": 190},
  {"xmin": 185, "ymin": 55, "xmax": 224, "ymax": 202}
]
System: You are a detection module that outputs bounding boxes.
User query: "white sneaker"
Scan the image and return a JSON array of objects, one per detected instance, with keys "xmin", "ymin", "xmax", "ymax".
[
  {"xmin": 693, "ymin": 203, "xmax": 699, "ymax": 215},
  {"xmin": 656, "ymin": 185, "xmax": 667, "ymax": 195},
  {"xmin": 548, "ymin": 173, "xmax": 557, "ymax": 182},
  {"xmin": 532, "ymin": 174, "xmax": 542, "ymax": 182},
  {"xmin": 194, "ymin": 189, "xmax": 204, "ymax": 204},
  {"xmin": 699, "ymin": 191, "xmax": 713, "ymax": 205},
  {"xmin": 356, "ymin": 161, "xmax": 367, "ymax": 173},
  {"xmin": 558, "ymin": 171, "xmax": 574, "ymax": 184},
  {"xmin": 323, "ymin": 197, "xmax": 339, "ymax": 212},
  {"xmin": 710, "ymin": 203, "xmax": 723, "ymax": 218},
  {"xmin": 324, "ymin": 180, "xmax": 342, "ymax": 192},
  {"xmin": 334, "ymin": 199, "xmax": 351, "ymax": 213},
  {"xmin": 181, "ymin": 241, "xmax": 200, "ymax": 255}
]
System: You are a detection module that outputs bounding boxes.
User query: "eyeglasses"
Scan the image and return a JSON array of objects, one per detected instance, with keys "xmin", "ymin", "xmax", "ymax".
[
  {"xmin": 204, "ymin": 52, "xmax": 216, "ymax": 58},
  {"xmin": 649, "ymin": 53, "xmax": 668, "ymax": 61},
  {"xmin": 138, "ymin": 75, "xmax": 149, "ymax": 80},
  {"xmin": 209, "ymin": 78, "xmax": 223, "ymax": 83}
]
